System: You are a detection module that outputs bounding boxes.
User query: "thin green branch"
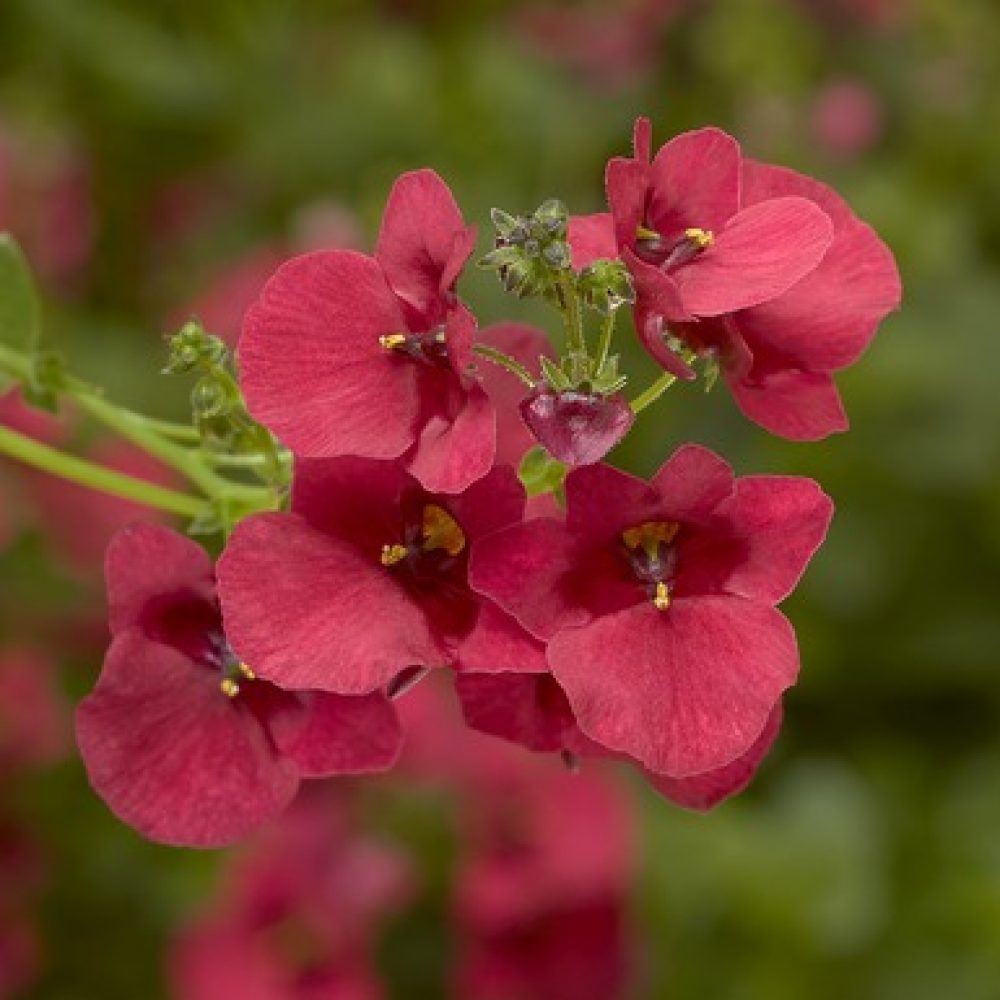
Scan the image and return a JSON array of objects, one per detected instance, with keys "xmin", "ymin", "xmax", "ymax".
[
  {"xmin": 0, "ymin": 424, "xmax": 209, "ymax": 519},
  {"xmin": 472, "ymin": 343, "xmax": 535, "ymax": 387},
  {"xmin": 630, "ymin": 371, "xmax": 678, "ymax": 413},
  {"xmin": 594, "ymin": 310, "xmax": 616, "ymax": 375}
]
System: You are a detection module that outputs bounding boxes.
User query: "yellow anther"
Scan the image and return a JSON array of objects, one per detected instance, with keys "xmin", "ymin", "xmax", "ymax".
[
  {"xmin": 378, "ymin": 333, "xmax": 408, "ymax": 350},
  {"xmin": 220, "ymin": 677, "xmax": 241, "ymax": 698},
  {"xmin": 421, "ymin": 504, "xmax": 466, "ymax": 557},
  {"xmin": 238, "ymin": 663, "xmax": 255, "ymax": 680},
  {"xmin": 380, "ymin": 543, "xmax": 408, "ymax": 567},
  {"xmin": 636, "ymin": 224, "xmax": 661, "ymax": 241},
  {"xmin": 684, "ymin": 227, "xmax": 714, "ymax": 249},
  {"xmin": 653, "ymin": 581, "xmax": 671, "ymax": 611},
  {"xmin": 622, "ymin": 521, "xmax": 680, "ymax": 558}
]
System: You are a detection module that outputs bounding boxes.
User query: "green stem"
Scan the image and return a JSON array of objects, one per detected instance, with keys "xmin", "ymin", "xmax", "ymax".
[
  {"xmin": 0, "ymin": 424, "xmax": 209, "ymax": 518},
  {"xmin": 555, "ymin": 273, "xmax": 585, "ymax": 356},
  {"xmin": 630, "ymin": 371, "xmax": 678, "ymax": 413},
  {"xmin": 472, "ymin": 344, "xmax": 535, "ymax": 387},
  {"xmin": 594, "ymin": 310, "xmax": 616, "ymax": 375},
  {"xmin": 206, "ymin": 451, "xmax": 292, "ymax": 468}
]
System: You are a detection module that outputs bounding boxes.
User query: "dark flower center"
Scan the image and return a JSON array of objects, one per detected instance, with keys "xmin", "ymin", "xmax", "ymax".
[
  {"xmin": 634, "ymin": 224, "xmax": 714, "ymax": 269},
  {"xmin": 379, "ymin": 500, "xmax": 478, "ymax": 637},
  {"xmin": 378, "ymin": 328, "xmax": 450, "ymax": 367},
  {"xmin": 619, "ymin": 520, "xmax": 679, "ymax": 611}
]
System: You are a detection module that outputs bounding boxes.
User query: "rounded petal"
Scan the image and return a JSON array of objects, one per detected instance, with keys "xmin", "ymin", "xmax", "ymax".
[
  {"xmin": 218, "ymin": 513, "xmax": 448, "ymax": 695},
  {"xmin": 565, "ymin": 462, "xmax": 662, "ymax": 540},
  {"xmin": 76, "ymin": 633, "xmax": 297, "ymax": 847},
  {"xmin": 469, "ymin": 519, "xmax": 587, "ymax": 641},
  {"xmin": 105, "ymin": 523, "xmax": 215, "ymax": 636},
  {"xmin": 568, "ymin": 213, "xmax": 618, "ymax": 270},
  {"xmin": 645, "ymin": 702, "xmax": 782, "ymax": 810},
  {"xmin": 675, "ymin": 197, "xmax": 834, "ymax": 316},
  {"xmin": 684, "ymin": 475, "xmax": 833, "ymax": 604},
  {"xmin": 239, "ymin": 250, "xmax": 418, "ymax": 459},
  {"xmin": 547, "ymin": 597, "xmax": 798, "ymax": 776},
  {"xmin": 729, "ymin": 368, "xmax": 849, "ymax": 441},
  {"xmin": 405, "ymin": 382, "xmax": 496, "ymax": 495},
  {"xmin": 264, "ymin": 691, "xmax": 402, "ymax": 778},
  {"xmin": 647, "ymin": 127, "xmax": 741, "ymax": 237},
  {"xmin": 444, "ymin": 464, "xmax": 526, "ymax": 543},
  {"xmin": 649, "ymin": 444, "xmax": 735, "ymax": 524},
  {"xmin": 374, "ymin": 169, "xmax": 473, "ymax": 324}
]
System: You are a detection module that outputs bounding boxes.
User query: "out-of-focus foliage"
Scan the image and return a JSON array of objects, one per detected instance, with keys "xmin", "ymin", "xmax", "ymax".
[{"xmin": 1, "ymin": 1, "xmax": 999, "ymax": 998}]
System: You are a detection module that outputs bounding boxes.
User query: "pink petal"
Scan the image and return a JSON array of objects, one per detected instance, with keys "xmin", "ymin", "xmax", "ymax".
[
  {"xmin": 469, "ymin": 519, "xmax": 588, "ymax": 642},
  {"xmin": 239, "ymin": 250, "xmax": 418, "ymax": 459},
  {"xmin": 444, "ymin": 464, "xmax": 527, "ymax": 544},
  {"xmin": 405, "ymin": 382, "xmax": 496, "ymax": 495},
  {"xmin": 547, "ymin": 597, "xmax": 798, "ymax": 777},
  {"xmin": 649, "ymin": 443, "xmax": 734, "ymax": 524},
  {"xmin": 674, "ymin": 197, "xmax": 834, "ymax": 316},
  {"xmin": 605, "ymin": 156, "xmax": 649, "ymax": 250},
  {"xmin": 264, "ymin": 691, "xmax": 402, "ymax": 778},
  {"xmin": 455, "ymin": 672, "xmax": 581, "ymax": 753},
  {"xmin": 729, "ymin": 368, "xmax": 849, "ymax": 441},
  {"xmin": 700, "ymin": 475, "xmax": 833, "ymax": 604},
  {"xmin": 564, "ymin": 462, "xmax": 662, "ymax": 540},
  {"xmin": 646, "ymin": 703, "xmax": 782, "ymax": 810},
  {"xmin": 218, "ymin": 513, "xmax": 448, "ymax": 695},
  {"xmin": 456, "ymin": 602, "xmax": 548, "ymax": 674},
  {"xmin": 76, "ymin": 632, "xmax": 297, "ymax": 847},
  {"xmin": 647, "ymin": 127, "xmax": 741, "ymax": 238},
  {"xmin": 632, "ymin": 116, "xmax": 652, "ymax": 164},
  {"xmin": 567, "ymin": 213, "xmax": 618, "ymax": 270},
  {"xmin": 105, "ymin": 523, "xmax": 215, "ymax": 636},
  {"xmin": 374, "ymin": 169, "xmax": 473, "ymax": 325}
]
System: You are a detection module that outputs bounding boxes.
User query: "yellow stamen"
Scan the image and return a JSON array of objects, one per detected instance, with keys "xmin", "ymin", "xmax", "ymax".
[
  {"xmin": 653, "ymin": 581, "xmax": 671, "ymax": 611},
  {"xmin": 238, "ymin": 663, "xmax": 255, "ymax": 680},
  {"xmin": 380, "ymin": 543, "xmax": 408, "ymax": 567},
  {"xmin": 622, "ymin": 521, "xmax": 680, "ymax": 559},
  {"xmin": 684, "ymin": 227, "xmax": 714, "ymax": 249},
  {"xmin": 220, "ymin": 677, "xmax": 240, "ymax": 698},
  {"xmin": 378, "ymin": 333, "xmax": 407, "ymax": 350},
  {"xmin": 421, "ymin": 504, "xmax": 466, "ymax": 556},
  {"xmin": 636, "ymin": 223, "xmax": 661, "ymax": 241}
]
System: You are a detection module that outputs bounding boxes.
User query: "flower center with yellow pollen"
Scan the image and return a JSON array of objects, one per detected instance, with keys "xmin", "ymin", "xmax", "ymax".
[
  {"xmin": 621, "ymin": 520, "xmax": 680, "ymax": 611},
  {"xmin": 380, "ymin": 503, "xmax": 467, "ymax": 585},
  {"xmin": 378, "ymin": 328, "xmax": 450, "ymax": 367},
  {"xmin": 634, "ymin": 225, "xmax": 714, "ymax": 270}
]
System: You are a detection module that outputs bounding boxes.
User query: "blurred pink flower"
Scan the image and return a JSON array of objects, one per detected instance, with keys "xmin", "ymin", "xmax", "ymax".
[
  {"xmin": 170, "ymin": 792, "xmax": 411, "ymax": 1000},
  {"xmin": 0, "ymin": 648, "xmax": 69, "ymax": 774},
  {"xmin": 810, "ymin": 79, "xmax": 884, "ymax": 161}
]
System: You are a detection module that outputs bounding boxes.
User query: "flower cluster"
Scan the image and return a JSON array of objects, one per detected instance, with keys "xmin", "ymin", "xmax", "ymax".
[{"xmin": 75, "ymin": 117, "xmax": 900, "ymax": 846}]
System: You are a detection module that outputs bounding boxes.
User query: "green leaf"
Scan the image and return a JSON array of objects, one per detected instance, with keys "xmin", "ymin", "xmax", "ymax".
[
  {"xmin": 0, "ymin": 234, "xmax": 41, "ymax": 355},
  {"xmin": 518, "ymin": 445, "xmax": 567, "ymax": 498}
]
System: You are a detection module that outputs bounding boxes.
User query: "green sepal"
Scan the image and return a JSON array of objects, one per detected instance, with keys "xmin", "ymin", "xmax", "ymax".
[
  {"xmin": 518, "ymin": 445, "xmax": 567, "ymax": 498},
  {"xmin": 0, "ymin": 234, "xmax": 41, "ymax": 358},
  {"xmin": 539, "ymin": 355, "xmax": 571, "ymax": 391}
]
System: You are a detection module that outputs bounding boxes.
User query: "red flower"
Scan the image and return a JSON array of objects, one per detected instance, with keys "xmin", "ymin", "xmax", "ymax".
[
  {"xmin": 170, "ymin": 791, "xmax": 410, "ymax": 1000},
  {"xmin": 76, "ymin": 524, "xmax": 401, "ymax": 847},
  {"xmin": 239, "ymin": 170, "xmax": 494, "ymax": 493},
  {"xmin": 218, "ymin": 460, "xmax": 544, "ymax": 699},
  {"xmin": 469, "ymin": 444, "xmax": 832, "ymax": 779},
  {"xmin": 598, "ymin": 120, "xmax": 834, "ymax": 366}
]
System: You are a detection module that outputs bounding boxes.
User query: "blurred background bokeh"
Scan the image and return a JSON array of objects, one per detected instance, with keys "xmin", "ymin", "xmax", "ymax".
[{"xmin": 1, "ymin": 1, "xmax": 999, "ymax": 997}]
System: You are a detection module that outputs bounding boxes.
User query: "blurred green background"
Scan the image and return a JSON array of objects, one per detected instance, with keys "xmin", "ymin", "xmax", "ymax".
[{"xmin": 1, "ymin": 0, "xmax": 999, "ymax": 997}]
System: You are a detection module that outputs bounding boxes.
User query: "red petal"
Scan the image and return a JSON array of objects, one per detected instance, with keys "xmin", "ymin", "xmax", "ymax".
[
  {"xmin": 469, "ymin": 519, "xmax": 588, "ymax": 641},
  {"xmin": 547, "ymin": 597, "xmax": 798, "ymax": 777},
  {"xmin": 674, "ymin": 197, "xmax": 834, "ymax": 316},
  {"xmin": 239, "ymin": 250, "xmax": 418, "ymax": 459},
  {"xmin": 374, "ymin": 169, "xmax": 473, "ymax": 325},
  {"xmin": 218, "ymin": 513, "xmax": 447, "ymax": 695},
  {"xmin": 76, "ymin": 633, "xmax": 297, "ymax": 847},
  {"xmin": 605, "ymin": 156, "xmax": 649, "ymax": 250},
  {"xmin": 647, "ymin": 127, "xmax": 741, "ymax": 238},
  {"xmin": 649, "ymin": 443, "xmax": 734, "ymax": 524},
  {"xmin": 568, "ymin": 213, "xmax": 618, "ymax": 270},
  {"xmin": 565, "ymin": 462, "xmax": 662, "ymax": 541},
  {"xmin": 646, "ymin": 702, "xmax": 782, "ymax": 810},
  {"xmin": 730, "ymin": 368, "xmax": 849, "ymax": 441},
  {"xmin": 632, "ymin": 116, "xmax": 652, "ymax": 164},
  {"xmin": 456, "ymin": 602, "xmax": 548, "ymax": 674},
  {"xmin": 264, "ymin": 691, "xmax": 402, "ymax": 778},
  {"xmin": 105, "ymin": 524, "xmax": 215, "ymax": 636}
]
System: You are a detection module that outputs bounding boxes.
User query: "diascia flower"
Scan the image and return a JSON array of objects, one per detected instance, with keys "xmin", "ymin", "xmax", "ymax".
[
  {"xmin": 217, "ymin": 459, "xmax": 546, "ymax": 699},
  {"xmin": 574, "ymin": 118, "xmax": 834, "ymax": 376},
  {"xmin": 75, "ymin": 524, "xmax": 402, "ymax": 848},
  {"xmin": 469, "ymin": 444, "xmax": 832, "ymax": 779},
  {"xmin": 238, "ymin": 169, "xmax": 496, "ymax": 494}
]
